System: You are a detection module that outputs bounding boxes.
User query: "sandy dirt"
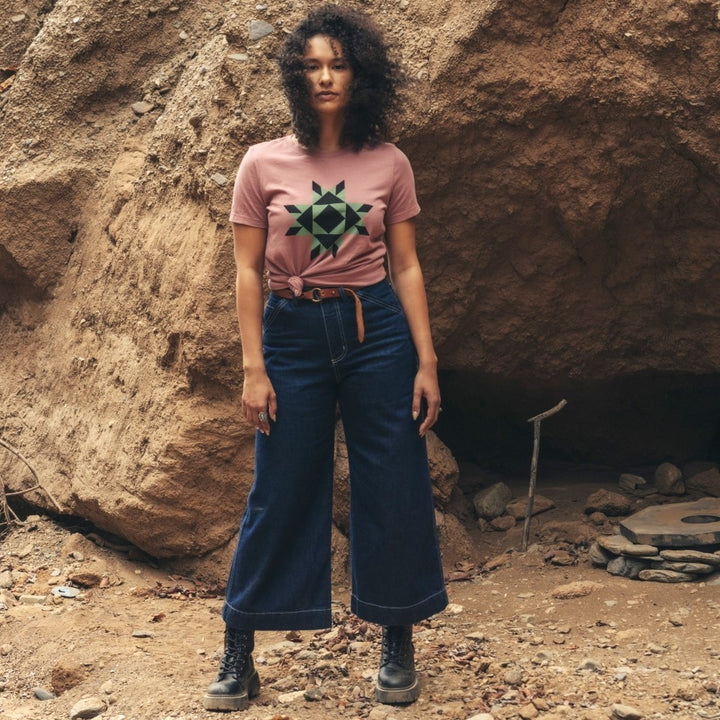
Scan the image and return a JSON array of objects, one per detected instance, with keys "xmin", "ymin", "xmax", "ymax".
[{"xmin": 2, "ymin": 468, "xmax": 720, "ymax": 720}]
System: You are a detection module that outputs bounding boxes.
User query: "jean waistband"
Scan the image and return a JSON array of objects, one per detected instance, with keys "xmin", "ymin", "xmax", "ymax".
[{"xmin": 273, "ymin": 286, "xmax": 365, "ymax": 343}]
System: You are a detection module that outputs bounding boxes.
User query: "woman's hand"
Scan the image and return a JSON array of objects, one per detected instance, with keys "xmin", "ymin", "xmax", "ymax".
[
  {"xmin": 412, "ymin": 363, "xmax": 441, "ymax": 437},
  {"xmin": 242, "ymin": 367, "xmax": 277, "ymax": 436}
]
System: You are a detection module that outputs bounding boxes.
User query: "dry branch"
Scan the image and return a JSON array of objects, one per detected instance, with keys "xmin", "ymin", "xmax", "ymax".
[{"xmin": 0, "ymin": 437, "xmax": 64, "ymax": 531}]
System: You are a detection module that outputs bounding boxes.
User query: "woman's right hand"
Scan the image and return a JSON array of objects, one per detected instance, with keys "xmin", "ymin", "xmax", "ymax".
[{"xmin": 242, "ymin": 367, "xmax": 277, "ymax": 436}]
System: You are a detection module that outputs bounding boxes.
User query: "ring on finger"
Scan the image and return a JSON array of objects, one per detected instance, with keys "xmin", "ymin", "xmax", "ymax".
[{"xmin": 258, "ymin": 411, "xmax": 266, "ymax": 422}]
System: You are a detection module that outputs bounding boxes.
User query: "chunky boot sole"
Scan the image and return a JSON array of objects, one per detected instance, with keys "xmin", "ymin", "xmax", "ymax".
[
  {"xmin": 203, "ymin": 670, "xmax": 260, "ymax": 711},
  {"xmin": 375, "ymin": 675, "xmax": 420, "ymax": 704}
]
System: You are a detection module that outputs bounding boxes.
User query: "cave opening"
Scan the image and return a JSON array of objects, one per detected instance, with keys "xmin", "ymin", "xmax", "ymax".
[{"xmin": 434, "ymin": 369, "xmax": 720, "ymax": 474}]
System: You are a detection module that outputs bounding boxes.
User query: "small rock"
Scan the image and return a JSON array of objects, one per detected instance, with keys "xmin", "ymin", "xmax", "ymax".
[
  {"xmin": 504, "ymin": 668, "xmax": 523, "ymax": 685},
  {"xmin": 685, "ymin": 466, "xmax": 720, "ymax": 496},
  {"xmin": 33, "ymin": 687, "xmax": 56, "ymax": 700},
  {"xmin": 445, "ymin": 603, "xmax": 464, "ymax": 614},
  {"xmin": 584, "ymin": 489, "xmax": 633, "ymax": 516},
  {"xmin": 131, "ymin": 101, "xmax": 154, "ymax": 116},
  {"xmin": 551, "ymin": 581, "xmax": 602, "ymax": 599},
  {"xmin": 660, "ymin": 549, "xmax": 720, "ymax": 566},
  {"xmin": 0, "ymin": 644, "xmax": 11, "ymax": 656},
  {"xmin": 619, "ymin": 473, "xmax": 646, "ymax": 491},
  {"xmin": 472, "ymin": 482, "xmax": 512, "ymax": 519},
  {"xmin": 0, "ymin": 571, "xmax": 12, "ymax": 589},
  {"xmin": 589, "ymin": 542, "xmax": 614, "ymax": 567},
  {"xmin": 131, "ymin": 630, "xmax": 155, "ymax": 638},
  {"xmin": 178, "ymin": 30, "xmax": 189, "ymax": 40},
  {"xmin": 348, "ymin": 641, "xmax": 371, "ymax": 654},
  {"xmin": 303, "ymin": 686, "xmax": 323, "ymax": 701},
  {"xmin": 490, "ymin": 515, "xmax": 515, "ymax": 531},
  {"xmin": 467, "ymin": 715, "xmax": 495, "ymax": 720},
  {"xmin": 100, "ymin": 680, "xmax": 113, "ymax": 694},
  {"xmin": 607, "ymin": 556, "xmax": 649, "ymax": 579},
  {"xmin": 465, "ymin": 631, "xmax": 486, "ymax": 642},
  {"xmin": 519, "ymin": 704, "xmax": 539, "ymax": 719},
  {"xmin": 248, "ymin": 19, "xmax": 274, "ymax": 41},
  {"xmin": 277, "ymin": 689, "xmax": 306, "ymax": 704},
  {"xmin": 368, "ymin": 708, "xmax": 389, "ymax": 720},
  {"xmin": 228, "ymin": 52, "xmax": 249, "ymax": 61},
  {"xmin": 17, "ymin": 543, "xmax": 34, "ymax": 558},
  {"xmin": 69, "ymin": 697, "xmax": 107, "ymax": 719},
  {"xmin": 18, "ymin": 594, "xmax": 47, "ymax": 605},
  {"xmin": 610, "ymin": 703, "xmax": 643, "ymax": 719},
  {"xmin": 577, "ymin": 658, "xmax": 603, "ymax": 672},
  {"xmin": 654, "ymin": 462, "xmax": 685, "ymax": 495},
  {"xmin": 11, "ymin": 13, "xmax": 26, "ymax": 22},
  {"xmin": 210, "ymin": 173, "xmax": 228, "ymax": 186},
  {"xmin": 588, "ymin": 511, "xmax": 607, "ymax": 525},
  {"xmin": 652, "ymin": 561, "xmax": 715, "ymax": 574},
  {"xmin": 67, "ymin": 571, "xmax": 102, "ymax": 588},
  {"xmin": 638, "ymin": 569, "xmax": 695, "ymax": 582},
  {"xmin": 505, "ymin": 494, "xmax": 555, "ymax": 519}
]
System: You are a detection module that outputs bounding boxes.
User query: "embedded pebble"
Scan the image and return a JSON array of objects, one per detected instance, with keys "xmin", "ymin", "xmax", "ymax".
[
  {"xmin": 33, "ymin": 686, "xmax": 56, "ymax": 700},
  {"xmin": 211, "ymin": 173, "xmax": 228, "ymax": 186},
  {"xmin": 577, "ymin": 658, "xmax": 603, "ymax": 672},
  {"xmin": 131, "ymin": 101, "xmax": 154, "ymax": 116},
  {"xmin": 248, "ymin": 19, "xmax": 273, "ymax": 40},
  {"xmin": 277, "ymin": 689, "xmax": 306, "ymax": 704}
]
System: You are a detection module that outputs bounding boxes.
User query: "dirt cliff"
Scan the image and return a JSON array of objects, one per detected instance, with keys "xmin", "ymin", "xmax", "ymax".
[{"xmin": 2, "ymin": 0, "xmax": 720, "ymax": 558}]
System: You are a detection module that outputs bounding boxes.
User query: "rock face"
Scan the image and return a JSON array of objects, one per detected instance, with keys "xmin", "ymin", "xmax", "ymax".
[{"xmin": 2, "ymin": 0, "xmax": 720, "ymax": 556}]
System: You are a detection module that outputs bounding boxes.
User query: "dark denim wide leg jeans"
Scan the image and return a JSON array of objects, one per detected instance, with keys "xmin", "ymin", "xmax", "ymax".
[{"xmin": 222, "ymin": 279, "xmax": 448, "ymax": 630}]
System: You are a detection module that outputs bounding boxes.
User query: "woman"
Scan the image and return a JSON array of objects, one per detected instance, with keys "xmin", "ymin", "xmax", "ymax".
[{"xmin": 204, "ymin": 4, "xmax": 447, "ymax": 711}]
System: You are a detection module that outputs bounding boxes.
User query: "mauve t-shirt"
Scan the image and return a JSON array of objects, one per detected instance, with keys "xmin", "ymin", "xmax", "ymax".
[{"xmin": 229, "ymin": 135, "xmax": 420, "ymax": 294}]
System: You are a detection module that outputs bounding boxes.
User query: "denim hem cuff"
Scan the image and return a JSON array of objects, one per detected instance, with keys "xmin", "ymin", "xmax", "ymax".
[
  {"xmin": 350, "ymin": 588, "xmax": 448, "ymax": 626},
  {"xmin": 222, "ymin": 603, "xmax": 332, "ymax": 631}
]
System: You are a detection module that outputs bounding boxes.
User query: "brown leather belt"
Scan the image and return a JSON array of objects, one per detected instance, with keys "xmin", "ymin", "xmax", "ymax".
[{"xmin": 273, "ymin": 287, "xmax": 365, "ymax": 343}]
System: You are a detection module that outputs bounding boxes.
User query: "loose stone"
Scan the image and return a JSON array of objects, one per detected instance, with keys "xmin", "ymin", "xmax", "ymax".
[
  {"xmin": 277, "ymin": 689, "xmax": 306, "ymax": 703},
  {"xmin": 654, "ymin": 462, "xmax": 684, "ymax": 495},
  {"xmin": 472, "ymin": 482, "xmax": 512, "ymax": 519},
  {"xmin": 610, "ymin": 703, "xmax": 643, "ymax": 719},
  {"xmin": 589, "ymin": 542, "xmax": 614, "ymax": 566},
  {"xmin": 33, "ymin": 686, "xmax": 56, "ymax": 700},
  {"xmin": 585, "ymin": 489, "xmax": 633, "ymax": 516},
  {"xmin": 607, "ymin": 556, "xmax": 650, "ymax": 579},
  {"xmin": 619, "ymin": 473, "xmax": 646, "ymax": 491},
  {"xmin": 131, "ymin": 101, "xmax": 154, "ymax": 115},
  {"xmin": 69, "ymin": 697, "xmax": 107, "ymax": 719},
  {"xmin": 18, "ymin": 594, "xmax": 47, "ymax": 604},
  {"xmin": 210, "ymin": 173, "xmax": 228, "ymax": 186}
]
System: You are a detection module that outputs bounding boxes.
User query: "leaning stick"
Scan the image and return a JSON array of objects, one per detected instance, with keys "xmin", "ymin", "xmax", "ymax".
[
  {"xmin": 0, "ymin": 437, "xmax": 64, "ymax": 512},
  {"xmin": 521, "ymin": 399, "xmax": 567, "ymax": 552}
]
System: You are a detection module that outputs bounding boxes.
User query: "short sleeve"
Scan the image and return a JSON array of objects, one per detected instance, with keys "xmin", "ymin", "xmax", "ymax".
[
  {"xmin": 385, "ymin": 147, "xmax": 421, "ymax": 225},
  {"xmin": 228, "ymin": 145, "xmax": 268, "ymax": 227}
]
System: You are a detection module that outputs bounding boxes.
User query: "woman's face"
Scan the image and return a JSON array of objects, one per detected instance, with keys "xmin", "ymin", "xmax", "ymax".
[{"xmin": 303, "ymin": 35, "xmax": 353, "ymax": 117}]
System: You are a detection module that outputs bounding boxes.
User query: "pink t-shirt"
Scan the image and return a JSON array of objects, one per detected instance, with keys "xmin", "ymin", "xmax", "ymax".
[{"xmin": 229, "ymin": 135, "xmax": 420, "ymax": 293}]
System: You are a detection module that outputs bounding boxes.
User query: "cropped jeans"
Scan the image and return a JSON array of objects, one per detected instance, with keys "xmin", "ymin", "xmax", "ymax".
[{"xmin": 222, "ymin": 278, "xmax": 448, "ymax": 630}]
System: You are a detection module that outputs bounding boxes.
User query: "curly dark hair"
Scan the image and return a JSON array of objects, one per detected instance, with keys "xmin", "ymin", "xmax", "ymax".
[{"xmin": 278, "ymin": 5, "xmax": 405, "ymax": 152}]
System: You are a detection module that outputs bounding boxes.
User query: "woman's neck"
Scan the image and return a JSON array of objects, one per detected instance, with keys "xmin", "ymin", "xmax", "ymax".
[{"xmin": 316, "ymin": 114, "xmax": 345, "ymax": 152}]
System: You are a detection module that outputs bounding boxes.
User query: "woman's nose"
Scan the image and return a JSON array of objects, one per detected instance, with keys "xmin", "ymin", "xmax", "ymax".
[{"xmin": 319, "ymin": 66, "xmax": 332, "ymax": 84}]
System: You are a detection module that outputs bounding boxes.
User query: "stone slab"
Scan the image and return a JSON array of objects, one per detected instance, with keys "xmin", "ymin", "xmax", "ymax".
[{"xmin": 619, "ymin": 498, "xmax": 720, "ymax": 547}]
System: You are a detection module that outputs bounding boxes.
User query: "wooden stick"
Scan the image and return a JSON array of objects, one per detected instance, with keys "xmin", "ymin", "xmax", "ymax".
[
  {"xmin": 0, "ymin": 437, "xmax": 64, "ymax": 512},
  {"xmin": 521, "ymin": 399, "xmax": 567, "ymax": 552}
]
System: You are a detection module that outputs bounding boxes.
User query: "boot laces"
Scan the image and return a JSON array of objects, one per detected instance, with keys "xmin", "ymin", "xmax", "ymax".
[
  {"xmin": 381, "ymin": 625, "xmax": 411, "ymax": 668},
  {"xmin": 219, "ymin": 630, "xmax": 252, "ymax": 676}
]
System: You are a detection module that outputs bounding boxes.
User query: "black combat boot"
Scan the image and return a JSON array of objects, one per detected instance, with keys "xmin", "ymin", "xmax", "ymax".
[
  {"xmin": 375, "ymin": 624, "xmax": 420, "ymax": 704},
  {"xmin": 204, "ymin": 628, "xmax": 260, "ymax": 711}
]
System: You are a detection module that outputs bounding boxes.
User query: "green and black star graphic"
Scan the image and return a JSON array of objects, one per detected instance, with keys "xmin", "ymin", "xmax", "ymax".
[{"xmin": 285, "ymin": 181, "xmax": 372, "ymax": 258}]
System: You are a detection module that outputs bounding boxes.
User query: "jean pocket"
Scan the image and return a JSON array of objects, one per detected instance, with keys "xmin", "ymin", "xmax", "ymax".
[
  {"xmin": 356, "ymin": 285, "xmax": 405, "ymax": 316},
  {"xmin": 263, "ymin": 295, "xmax": 289, "ymax": 331}
]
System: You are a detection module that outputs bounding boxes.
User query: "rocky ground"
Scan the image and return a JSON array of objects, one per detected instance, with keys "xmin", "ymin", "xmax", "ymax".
[{"xmin": 2, "ymin": 466, "xmax": 720, "ymax": 720}]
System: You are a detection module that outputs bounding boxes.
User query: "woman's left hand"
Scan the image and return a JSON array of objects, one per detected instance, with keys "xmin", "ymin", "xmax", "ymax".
[{"xmin": 412, "ymin": 364, "xmax": 441, "ymax": 437}]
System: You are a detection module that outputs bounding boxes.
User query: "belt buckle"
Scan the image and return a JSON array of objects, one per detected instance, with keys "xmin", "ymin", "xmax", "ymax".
[{"xmin": 310, "ymin": 287, "xmax": 323, "ymax": 302}]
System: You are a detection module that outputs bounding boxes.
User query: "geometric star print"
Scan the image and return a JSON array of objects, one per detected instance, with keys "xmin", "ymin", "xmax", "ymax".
[{"xmin": 285, "ymin": 180, "xmax": 373, "ymax": 258}]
